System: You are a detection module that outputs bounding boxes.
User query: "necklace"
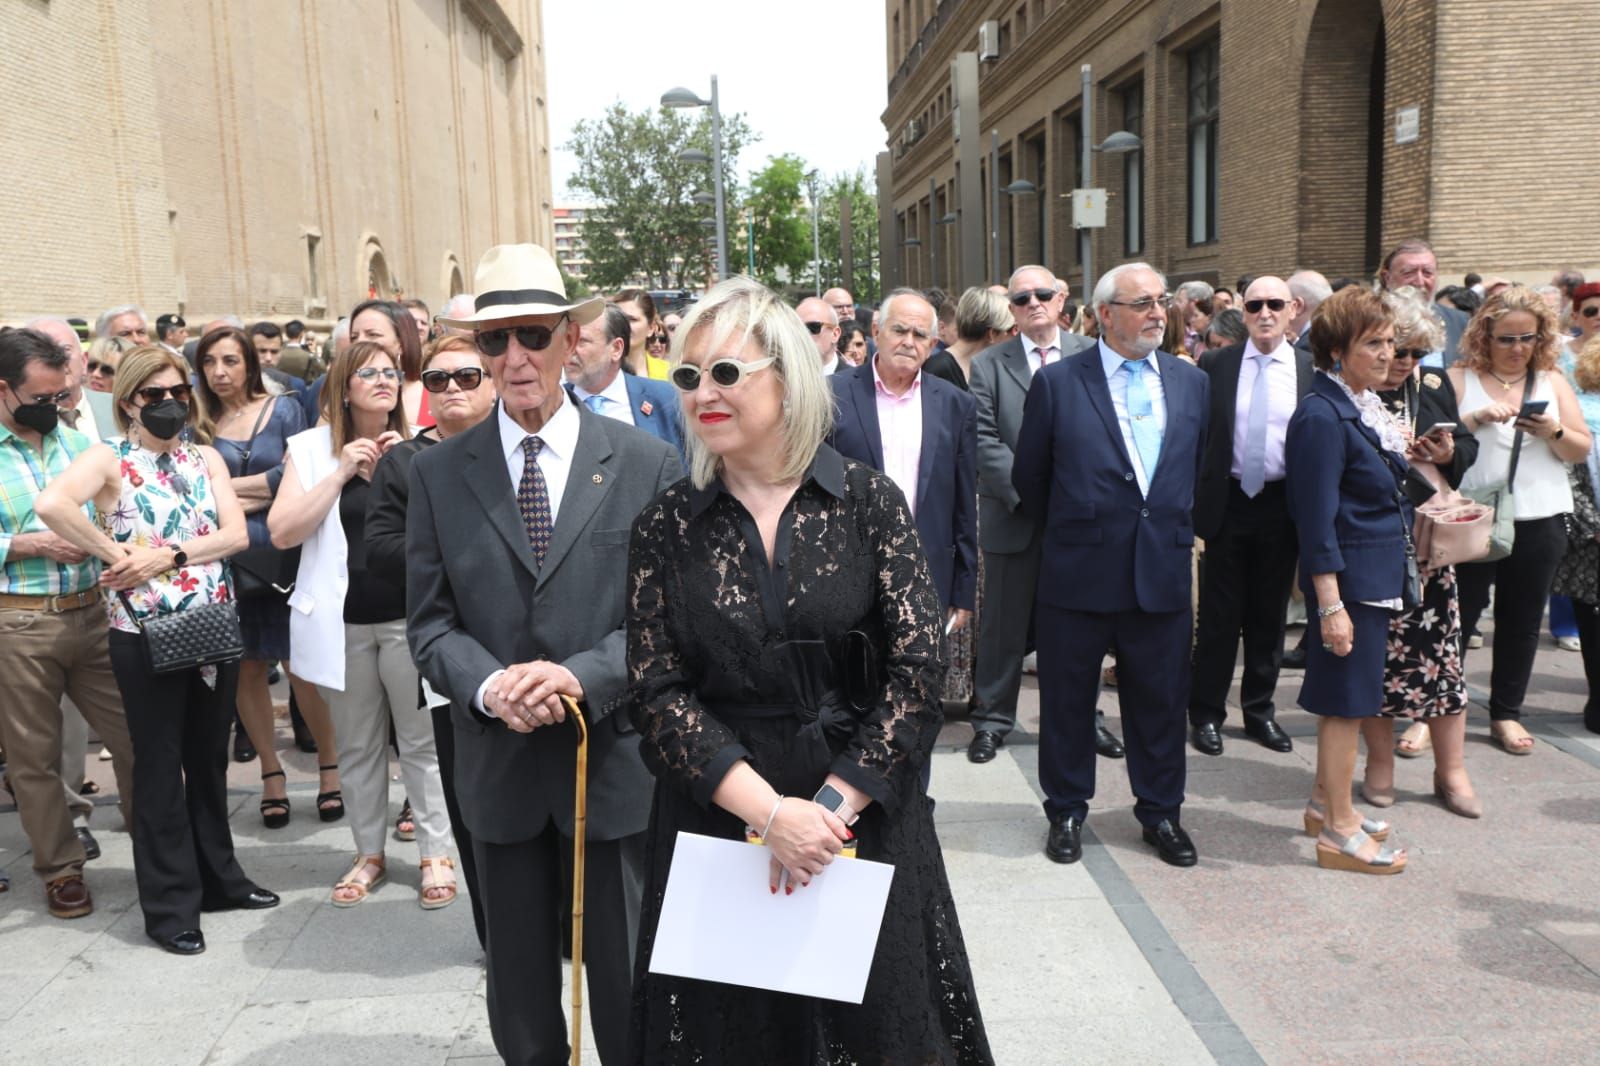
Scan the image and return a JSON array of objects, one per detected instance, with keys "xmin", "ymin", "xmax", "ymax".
[{"xmin": 1488, "ymin": 369, "xmax": 1527, "ymax": 393}]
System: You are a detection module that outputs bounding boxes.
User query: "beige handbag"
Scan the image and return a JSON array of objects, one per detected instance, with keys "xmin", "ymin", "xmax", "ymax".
[{"xmin": 1409, "ymin": 460, "xmax": 1495, "ymax": 570}]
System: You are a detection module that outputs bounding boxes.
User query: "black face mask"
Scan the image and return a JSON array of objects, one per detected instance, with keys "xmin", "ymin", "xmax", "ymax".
[
  {"xmin": 138, "ymin": 399, "xmax": 188, "ymax": 441},
  {"xmin": 5, "ymin": 392, "xmax": 59, "ymax": 435}
]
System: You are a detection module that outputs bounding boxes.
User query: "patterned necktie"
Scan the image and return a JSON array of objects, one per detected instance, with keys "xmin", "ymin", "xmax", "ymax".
[
  {"xmin": 584, "ymin": 394, "xmax": 606, "ymax": 415},
  {"xmin": 59, "ymin": 407, "xmax": 80, "ymax": 430},
  {"xmin": 1039, "ymin": 344, "xmax": 1057, "ymax": 370},
  {"xmin": 1123, "ymin": 359, "xmax": 1162, "ymax": 481},
  {"xmin": 1239, "ymin": 353, "xmax": 1273, "ymax": 498},
  {"xmin": 518, "ymin": 437, "xmax": 552, "ymax": 567}
]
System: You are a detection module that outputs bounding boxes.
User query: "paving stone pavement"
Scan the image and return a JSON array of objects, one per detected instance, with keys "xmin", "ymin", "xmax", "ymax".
[{"xmin": 2, "ymin": 620, "xmax": 1595, "ymax": 1065}]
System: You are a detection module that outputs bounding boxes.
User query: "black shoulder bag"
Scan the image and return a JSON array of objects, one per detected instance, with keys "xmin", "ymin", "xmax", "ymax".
[
  {"xmin": 1363, "ymin": 428, "xmax": 1424, "ymax": 611},
  {"xmin": 117, "ymin": 590, "xmax": 244, "ymax": 674},
  {"xmin": 229, "ymin": 398, "xmax": 301, "ymax": 599}
]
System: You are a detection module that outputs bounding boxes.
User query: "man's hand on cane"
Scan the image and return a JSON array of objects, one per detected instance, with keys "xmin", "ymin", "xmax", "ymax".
[{"xmin": 486, "ymin": 661, "xmax": 583, "ymax": 732}]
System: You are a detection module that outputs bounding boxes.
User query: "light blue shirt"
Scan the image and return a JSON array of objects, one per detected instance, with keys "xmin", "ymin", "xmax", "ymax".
[
  {"xmin": 570, "ymin": 370, "xmax": 636, "ymax": 427},
  {"xmin": 1098, "ymin": 339, "xmax": 1166, "ymax": 496}
]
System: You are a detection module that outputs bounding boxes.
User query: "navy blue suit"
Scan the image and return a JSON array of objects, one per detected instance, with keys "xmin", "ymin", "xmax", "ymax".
[
  {"xmin": 1013, "ymin": 347, "xmax": 1209, "ymax": 827},
  {"xmin": 622, "ymin": 373, "xmax": 685, "ymax": 457},
  {"xmin": 828, "ymin": 363, "xmax": 978, "ymax": 612}
]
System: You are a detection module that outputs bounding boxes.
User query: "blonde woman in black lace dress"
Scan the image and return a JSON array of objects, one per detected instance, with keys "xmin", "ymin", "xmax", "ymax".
[{"xmin": 625, "ymin": 277, "xmax": 992, "ymax": 1065}]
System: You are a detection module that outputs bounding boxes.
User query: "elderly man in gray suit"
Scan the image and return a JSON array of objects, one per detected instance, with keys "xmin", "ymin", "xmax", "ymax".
[
  {"xmin": 967, "ymin": 265, "xmax": 1121, "ymax": 763},
  {"xmin": 406, "ymin": 244, "xmax": 681, "ymax": 1066}
]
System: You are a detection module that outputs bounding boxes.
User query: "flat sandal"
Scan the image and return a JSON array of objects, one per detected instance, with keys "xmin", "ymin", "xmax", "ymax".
[
  {"xmin": 418, "ymin": 856, "xmax": 457, "ymax": 911},
  {"xmin": 332, "ymin": 855, "xmax": 386, "ymax": 908}
]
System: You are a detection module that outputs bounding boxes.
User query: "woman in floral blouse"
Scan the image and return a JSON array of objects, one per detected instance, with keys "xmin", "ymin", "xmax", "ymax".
[{"xmin": 38, "ymin": 346, "xmax": 277, "ymax": 956}]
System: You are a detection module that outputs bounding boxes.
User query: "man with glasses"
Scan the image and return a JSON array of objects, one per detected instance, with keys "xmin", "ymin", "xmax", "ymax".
[
  {"xmin": 824, "ymin": 286, "xmax": 856, "ymax": 324},
  {"xmin": 796, "ymin": 296, "xmax": 842, "ymax": 375},
  {"xmin": 564, "ymin": 305, "xmax": 683, "ymax": 456},
  {"xmin": 967, "ymin": 265, "xmax": 1114, "ymax": 765},
  {"xmin": 0, "ymin": 328, "xmax": 136, "ymax": 920},
  {"xmin": 1189, "ymin": 277, "xmax": 1313, "ymax": 758},
  {"xmin": 407, "ymin": 243, "xmax": 681, "ymax": 1066},
  {"xmin": 1380, "ymin": 238, "xmax": 1468, "ymax": 367},
  {"xmin": 1013, "ymin": 263, "xmax": 1210, "ymax": 868}
]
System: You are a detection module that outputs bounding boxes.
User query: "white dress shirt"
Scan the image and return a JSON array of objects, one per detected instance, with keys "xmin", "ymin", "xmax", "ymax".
[
  {"xmin": 1229, "ymin": 337, "xmax": 1298, "ymax": 483},
  {"xmin": 1098, "ymin": 339, "xmax": 1167, "ymax": 497},
  {"xmin": 570, "ymin": 370, "xmax": 636, "ymax": 426},
  {"xmin": 821, "ymin": 352, "xmax": 839, "ymax": 376},
  {"xmin": 476, "ymin": 395, "xmax": 582, "ymax": 712},
  {"xmin": 1023, "ymin": 328, "xmax": 1064, "ymax": 377}
]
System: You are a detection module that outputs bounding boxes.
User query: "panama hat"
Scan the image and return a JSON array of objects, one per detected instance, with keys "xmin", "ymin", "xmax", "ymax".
[{"xmin": 435, "ymin": 243, "xmax": 604, "ymax": 329}]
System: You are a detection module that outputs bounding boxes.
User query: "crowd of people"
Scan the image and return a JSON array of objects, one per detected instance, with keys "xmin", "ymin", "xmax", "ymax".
[{"xmin": 2, "ymin": 232, "xmax": 1597, "ymax": 1063}]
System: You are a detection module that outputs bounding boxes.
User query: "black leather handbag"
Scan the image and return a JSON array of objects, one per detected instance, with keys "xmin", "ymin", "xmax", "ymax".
[{"xmin": 117, "ymin": 591, "xmax": 245, "ymax": 674}]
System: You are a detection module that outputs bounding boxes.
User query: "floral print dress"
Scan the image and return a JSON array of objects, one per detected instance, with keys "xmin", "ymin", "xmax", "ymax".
[{"xmin": 103, "ymin": 439, "xmax": 231, "ymax": 645}]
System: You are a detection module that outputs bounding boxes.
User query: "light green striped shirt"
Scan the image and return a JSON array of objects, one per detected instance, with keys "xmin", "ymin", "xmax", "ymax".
[{"xmin": 0, "ymin": 421, "xmax": 100, "ymax": 596}]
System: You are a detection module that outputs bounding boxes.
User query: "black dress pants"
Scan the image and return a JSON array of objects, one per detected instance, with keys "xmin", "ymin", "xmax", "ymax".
[
  {"xmin": 1568, "ymin": 598, "xmax": 1600, "ymax": 731},
  {"xmin": 430, "ymin": 701, "xmax": 486, "ymax": 949},
  {"xmin": 1457, "ymin": 515, "xmax": 1567, "ymax": 721},
  {"xmin": 1190, "ymin": 481, "xmax": 1299, "ymax": 728},
  {"xmin": 476, "ymin": 823, "xmax": 645, "ymax": 1066},
  {"xmin": 108, "ymin": 631, "xmax": 256, "ymax": 940}
]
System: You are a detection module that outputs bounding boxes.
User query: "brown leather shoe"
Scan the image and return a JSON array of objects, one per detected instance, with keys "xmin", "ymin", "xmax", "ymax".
[{"xmin": 46, "ymin": 874, "xmax": 93, "ymax": 919}]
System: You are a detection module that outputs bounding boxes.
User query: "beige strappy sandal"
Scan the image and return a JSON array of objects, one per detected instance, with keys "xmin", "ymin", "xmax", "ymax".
[
  {"xmin": 332, "ymin": 854, "xmax": 386, "ymax": 907},
  {"xmin": 419, "ymin": 856, "xmax": 457, "ymax": 911}
]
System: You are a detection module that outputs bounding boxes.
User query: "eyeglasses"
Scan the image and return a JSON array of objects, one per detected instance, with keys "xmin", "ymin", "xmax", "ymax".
[
  {"xmin": 87, "ymin": 361, "xmax": 115, "ymax": 377},
  {"xmin": 647, "ymin": 334, "xmax": 669, "ymax": 346},
  {"xmin": 1491, "ymin": 333, "xmax": 1538, "ymax": 347},
  {"xmin": 1009, "ymin": 288, "xmax": 1056, "ymax": 307},
  {"xmin": 352, "ymin": 367, "xmax": 402, "ymax": 383},
  {"xmin": 1580, "ymin": 305, "xmax": 1599, "ymax": 319},
  {"xmin": 22, "ymin": 389, "xmax": 73, "ymax": 406},
  {"xmin": 669, "ymin": 357, "xmax": 776, "ymax": 392},
  {"xmin": 1107, "ymin": 294, "xmax": 1174, "ymax": 312},
  {"xmin": 474, "ymin": 317, "xmax": 568, "ymax": 357},
  {"xmin": 155, "ymin": 452, "xmax": 191, "ymax": 498},
  {"xmin": 134, "ymin": 384, "xmax": 192, "ymax": 404},
  {"xmin": 1243, "ymin": 298, "xmax": 1288, "ymax": 314},
  {"xmin": 1392, "ymin": 347, "xmax": 1429, "ymax": 361},
  {"xmin": 420, "ymin": 367, "xmax": 484, "ymax": 393},
  {"xmin": 802, "ymin": 321, "xmax": 827, "ymax": 335}
]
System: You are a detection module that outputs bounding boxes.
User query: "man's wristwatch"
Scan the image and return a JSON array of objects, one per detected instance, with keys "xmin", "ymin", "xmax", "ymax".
[{"xmin": 812, "ymin": 783, "xmax": 858, "ymax": 826}]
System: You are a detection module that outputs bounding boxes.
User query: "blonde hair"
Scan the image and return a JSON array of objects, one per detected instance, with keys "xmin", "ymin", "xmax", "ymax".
[
  {"xmin": 319, "ymin": 340, "xmax": 409, "ymax": 455},
  {"xmin": 672, "ymin": 276, "xmax": 833, "ymax": 490},
  {"xmin": 955, "ymin": 287, "xmax": 1012, "ymax": 341},
  {"xmin": 1574, "ymin": 333, "xmax": 1600, "ymax": 395},
  {"xmin": 111, "ymin": 345, "xmax": 212, "ymax": 443},
  {"xmin": 1458, "ymin": 285, "xmax": 1561, "ymax": 374},
  {"xmin": 1381, "ymin": 286, "xmax": 1445, "ymax": 351},
  {"xmin": 421, "ymin": 333, "xmax": 478, "ymax": 371},
  {"xmin": 86, "ymin": 334, "xmax": 134, "ymax": 371}
]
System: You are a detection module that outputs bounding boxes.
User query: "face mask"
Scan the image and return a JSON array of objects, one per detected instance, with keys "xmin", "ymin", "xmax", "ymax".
[
  {"xmin": 138, "ymin": 399, "xmax": 188, "ymax": 440},
  {"xmin": 5, "ymin": 392, "xmax": 59, "ymax": 435}
]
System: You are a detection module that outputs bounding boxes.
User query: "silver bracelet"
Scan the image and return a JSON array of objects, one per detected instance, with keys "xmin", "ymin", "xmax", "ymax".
[
  {"xmin": 1317, "ymin": 601, "xmax": 1346, "ymax": 619},
  {"xmin": 760, "ymin": 795, "xmax": 784, "ymax": 840}
]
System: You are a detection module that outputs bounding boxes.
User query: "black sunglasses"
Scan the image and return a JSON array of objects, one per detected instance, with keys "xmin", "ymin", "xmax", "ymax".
[
  {"xmin": 647, "ymin": 333, "xmax": 669, "ymax": 346},
  {"xmin": 1009, "ymin": 288, "xmax": 1056, "ymax": 307},
  {"xmin": 1243, "ymin": 298, "xmax": 1288, "ymax": 314},
  {"xmin": 135, "ymin": 384, "xmax": 192, "ymax": 405},
  {"xmin": 1392, "ymin": 347, "xmax": 1429, "ymax": 361},
  {"xmin": 474, "ymin": 316, "xmax": 567, "ymax": 358},
  {"xmin": 802, "ymin": 321, "xmax": 827, "ymax": 335},
  {"xmin": 87, "ymin": 360, "xmax": 116, "ymax": 377},
  {"xmin": 669, "ymin": 357, "xmax": 775, "ymax": 392},
  {"xmin": 1581, "ymin": 305, "xmax": 1599, "ymax": 319},
  {"xmin": 420, "ymin": 367, "xmax": 485, "ymax": 393}
]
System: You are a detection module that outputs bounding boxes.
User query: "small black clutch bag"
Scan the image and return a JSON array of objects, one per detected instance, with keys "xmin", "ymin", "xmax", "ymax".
[{"xmin": 117, "ymin": 592, "xmax": 245, "ymax": 674}]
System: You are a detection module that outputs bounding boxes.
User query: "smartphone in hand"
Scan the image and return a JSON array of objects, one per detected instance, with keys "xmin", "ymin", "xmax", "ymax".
[{"xmin": 1517, "ymin": 400, "xmax": 1549, "ymax": 422}]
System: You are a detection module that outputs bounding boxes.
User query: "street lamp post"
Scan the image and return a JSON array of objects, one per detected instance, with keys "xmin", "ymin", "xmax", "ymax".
[
  {"xmin": 807, "ymin": 170, "xmax": 821, "ymax": 296},
  {"xmin": 661, "ymin": 78, "xmax": 728, "ymax": 282},
  {"xmin": 1074, "ymin": 64, "xmax": 1143, "ymax": 304}
]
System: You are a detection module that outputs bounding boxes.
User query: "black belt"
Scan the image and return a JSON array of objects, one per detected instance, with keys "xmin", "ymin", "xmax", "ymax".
[{"xmin": 705, "ymin": 702, "xmax": 800, "ymax": 721}]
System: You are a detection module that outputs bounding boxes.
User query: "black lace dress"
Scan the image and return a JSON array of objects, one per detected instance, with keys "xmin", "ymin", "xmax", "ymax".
[{"xmin": 625, "ymin": 445, "xmax": 993, "ymax": 1066}]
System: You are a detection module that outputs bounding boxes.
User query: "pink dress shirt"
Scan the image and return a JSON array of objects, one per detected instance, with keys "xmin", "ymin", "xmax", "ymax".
[{"xmin": 873, "ymin": 360, "xmax": 924, "ymax": 516}]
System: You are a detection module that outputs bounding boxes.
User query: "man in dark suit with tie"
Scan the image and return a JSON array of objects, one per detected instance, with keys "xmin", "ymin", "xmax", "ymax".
[
  {"xmin": 406, "ymin": 243, "xmax": 682, "ymax": 1066},
  {"xmin": 1014, "ymin": 262, "xmax": 1210, "ymax": 868},
  {"xmin": 1189, "ymin": 276, "xmax": 1313, "ymax": 756},
  {"xmin": 967, "ymin": 265, "xmax": 1110, "ymax": 764},
  {"xmin": 565, "ymin": 304, "xmax": 684, "ymax": 458},
  {"xmin": 1380, "ymin": 239, "xmax": 1468, "ymax": 366},
  {"xmin": 828, "ymin": 288, "xmax": 978, "ymax": 632}
]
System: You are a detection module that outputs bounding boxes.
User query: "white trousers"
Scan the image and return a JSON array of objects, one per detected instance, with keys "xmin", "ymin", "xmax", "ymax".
[{"xmin": 320, "ymin": 620, "xmax": 451, "ymax": 858}]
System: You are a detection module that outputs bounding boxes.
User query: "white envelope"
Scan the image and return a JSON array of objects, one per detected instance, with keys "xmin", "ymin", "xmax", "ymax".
[{"xmin": 647, "ymin": 831, "xmax": 895, "ymax": 1004}]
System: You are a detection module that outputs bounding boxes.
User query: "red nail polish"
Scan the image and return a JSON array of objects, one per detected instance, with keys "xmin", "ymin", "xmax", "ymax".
[
  {"xmin": 845, "ymin": 829, "xmax": 855, "ymax": 840},
  {"xmin": 785, "ymin": 884, "xmax": 793, "ymax": 896},
  {"xmin": 770, "ymin": 884, "xmax": 777, "ymax": 895}
]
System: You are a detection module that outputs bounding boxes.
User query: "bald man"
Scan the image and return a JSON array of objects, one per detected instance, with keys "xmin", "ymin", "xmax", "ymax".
[
  {"xmin": 796, "ymin": 297, "xmax": 842, "ymax": 375},
  {"xmin": 823, "ymin": 287, "xmax": 855, "ymax": 323},
  {"xmin": 1188, "ymin": 276, "xmax": 1313, "ymax": 757}
]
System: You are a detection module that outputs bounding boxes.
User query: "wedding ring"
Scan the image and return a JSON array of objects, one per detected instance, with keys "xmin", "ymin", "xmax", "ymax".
[{"xmin": 1322, "ymin": 643, "xmax": 1334, "ymax": 651}]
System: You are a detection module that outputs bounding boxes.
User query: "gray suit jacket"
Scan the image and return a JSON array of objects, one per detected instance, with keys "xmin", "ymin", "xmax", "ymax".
[
  {"xmin": 969, "ymin": 331, "xmax": 1096, "ymax": 553},
  {"xmin": 405, "ymin": 400, "xmax": 682, "ymax": 844}
]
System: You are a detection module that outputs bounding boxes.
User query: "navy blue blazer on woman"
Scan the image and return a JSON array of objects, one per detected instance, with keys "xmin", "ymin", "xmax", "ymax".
[
  {"xmin": 827, "ymin": 362, "xmax": 978, "ymax": 611},
  {"xmin": 1284, "ymin": 372, "xmax": 1413, "ymax": 603},
  {"xmin": 1012, "ymin": 348, "xmax": 1209, "ymax": 615}
]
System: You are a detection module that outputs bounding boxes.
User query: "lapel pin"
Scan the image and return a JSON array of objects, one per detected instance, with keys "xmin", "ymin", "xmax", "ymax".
[
  {"xmin": 592, "ymin": 473, "xmax": 604, "ymax": 484},
  {"xmin": 640, "ymin": 401, "xmax": 653, "ymax": 416}
]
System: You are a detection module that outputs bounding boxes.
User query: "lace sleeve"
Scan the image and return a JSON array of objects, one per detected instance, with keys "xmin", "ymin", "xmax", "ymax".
[
  {"xmin": 626, "ymin": 496, "xmax": 751, "ymax": 807},
  {"xmin": 830, "ymin": 473, "xmax": 945, "ymax": 814}
]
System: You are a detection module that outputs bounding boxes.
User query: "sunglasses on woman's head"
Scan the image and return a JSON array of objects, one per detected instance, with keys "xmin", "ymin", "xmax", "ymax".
[
  {"xmin": 420, "ymin": 367, "xmax": 484, "ymax": 393},
  {"xmin": 669, "ymin": 357, "xmax": 776, "ymax": 392},
  {"xmin": 352, "ymin": 367, "xmax": 401, "ymax": 382},
  {"xmin": 473, "ymin": 316, "xmax": 568, "ymax": 358},
  {"xmin": 135, "ymin": 384, "xmax": 191, "ymax": 404}
]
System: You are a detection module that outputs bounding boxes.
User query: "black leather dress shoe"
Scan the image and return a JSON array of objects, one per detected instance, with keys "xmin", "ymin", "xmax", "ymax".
[
  {"xmin": 76, "ymin": 826, "xmax": 100, "ymax": 860},
  {"xmin": 1281, "ymin": 644, "xmax": 1307, "ymax": 669},
  {"xmin": 1094, "ymin": 724, "xmax": 1125, "ymax": 759},
  {"xmin": 1245, "ymin": 719, "xmax": 1294, "ymax": 752},
  {"xmin": 1191, "ymin": 722, "xmax": 1224, "ymax": 756},
  {"xmin": 967, "ymin": 730, "xmax": 1003, "ymax": 763},
  {"xmin": 1142, "ymin": 819, "xmax": 1198, "ymax": 867},
  {"xmin": 203, "ymin": 887, "xmax": 281, "ymax": 912},
  {"xmin": 232, "ymin": 728, "xmax": 256, "ymax": 763},
  {"xmin": 1045, "ymin": 816, "xmax": 1083, "ymax": 864},
  {"xmin": 155, "ymin": 929, "xmax": 206, "ymax": 956}
]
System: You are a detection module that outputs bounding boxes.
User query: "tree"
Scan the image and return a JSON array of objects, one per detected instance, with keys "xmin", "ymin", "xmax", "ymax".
[
  {"xmin": 565, "ymin": 103, "xmax": 753, "ymax": 291},
  {"xmin": 742, "ymin": 153, "xmax": 811, "ymax": 288},
  {"xmin": 813, "ymin": 168, "xmax": 880, "ymax": 302}
]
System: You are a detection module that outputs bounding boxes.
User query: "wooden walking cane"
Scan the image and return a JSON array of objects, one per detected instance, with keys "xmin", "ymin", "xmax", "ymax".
[{"xmin": 562, "ymin": 694, "xmax": 588, "ymax": 1066}]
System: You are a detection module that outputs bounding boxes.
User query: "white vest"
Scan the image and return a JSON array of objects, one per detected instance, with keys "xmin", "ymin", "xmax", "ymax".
[{"xmin": 284, "ymin": 425, "xmax": 350, "ymax": 690}]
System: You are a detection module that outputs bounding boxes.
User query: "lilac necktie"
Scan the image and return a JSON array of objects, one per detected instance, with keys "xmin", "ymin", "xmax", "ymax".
[
  {"xmin": 518, "ymin": 437, "xmax": 552, "ymax": 567},
  {"xmin": 1240, "ymin": 353, "xmax": 1273, "ymax": 498}
]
